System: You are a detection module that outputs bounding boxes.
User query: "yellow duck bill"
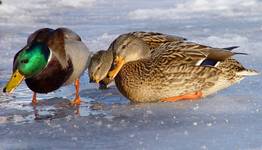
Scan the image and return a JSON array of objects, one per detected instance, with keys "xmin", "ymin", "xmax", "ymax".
[
  {"xmin": 3, "ymin": 70, "xmax": 25, "ymax": 93},
  {"xmin": 89, "ymin": 75, "xmax": 101, "ymax": 84},
  {"xmin": 108, "ymin": 56, "xmax": 125, "ymax": 80}
]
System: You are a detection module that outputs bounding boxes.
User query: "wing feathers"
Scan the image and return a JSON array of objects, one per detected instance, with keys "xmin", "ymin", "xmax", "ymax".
[{"xmin": 152, "ymin": 41, "xmax": 246, "ymax": 67}]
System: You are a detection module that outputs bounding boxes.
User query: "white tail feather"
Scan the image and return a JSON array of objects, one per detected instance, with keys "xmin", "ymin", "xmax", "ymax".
[{"xmin": 236, "ymin": 69, "xmax": 259, "ymax": 76}]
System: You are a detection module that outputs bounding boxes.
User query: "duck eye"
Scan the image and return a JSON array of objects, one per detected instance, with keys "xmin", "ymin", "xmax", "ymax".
[
  {"xmin": 21, "ymin": 59, "xmax": 29, "ymax": 64},
  {"xmin": 97, "ymin": 66, "xmax": 101, "ymax": 70},
  {"xmin": 122, "ymin": 45, "xmax": 127, "ymax": 49}
]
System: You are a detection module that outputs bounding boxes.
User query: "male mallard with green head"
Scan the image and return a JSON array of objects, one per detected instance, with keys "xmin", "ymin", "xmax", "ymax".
[
  {"xmin": 3, "ymin": 28, "xmax": 91, "ymax": 105},
  {"xmin": 88, "ymin": 31, "xmax": 186, "ymax": 89},
  {"xmin": 106, "ymin": 34, "xmax": 258, "ymax": 103}
]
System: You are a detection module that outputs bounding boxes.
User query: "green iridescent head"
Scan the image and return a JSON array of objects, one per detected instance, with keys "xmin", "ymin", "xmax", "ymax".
[{"xmin": 15, "ymin": 42, "xmax": 50, "ymax": 78}]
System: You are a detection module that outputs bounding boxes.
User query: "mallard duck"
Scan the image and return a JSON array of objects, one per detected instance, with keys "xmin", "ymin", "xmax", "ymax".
[
  {"xmin": 88, "ymin": 31, "xmax": 186, "ymax": 89},
  {"xmin": 3, "ymin": 28, "xmax": 91, "ymax": 105},
  {"xmin": 106, "ymin": 34, "xmax": 259, "ymax": 103},
  {"xmin": 88, "ymin": 50, "xmax": 113, "ymax": 89}
]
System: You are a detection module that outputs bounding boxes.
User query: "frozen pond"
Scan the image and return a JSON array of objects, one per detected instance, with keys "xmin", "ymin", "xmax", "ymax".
[{"xmin": 0, "ymin": 0, "xmax": 262, "ymax": 149}]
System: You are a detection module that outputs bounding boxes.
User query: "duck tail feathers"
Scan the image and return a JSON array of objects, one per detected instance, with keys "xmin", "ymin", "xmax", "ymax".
[
  {"xmin": 236, "ymin": 69, "xmax": 259, "ymax": 76},
  {"xmin": 223, "ymin": 46, "xmax": 239, "ymax": 51}
]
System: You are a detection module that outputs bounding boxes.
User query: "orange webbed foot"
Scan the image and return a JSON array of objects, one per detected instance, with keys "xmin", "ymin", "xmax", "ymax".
[
  {"xmin": 31, "ymin": 92, "xmax": 37, "ymax": 106},
  {"xmin": 70, "ymin": 79, "xmax": 81, "ymax": 106},
  {"xmin": 161, "ymin": 91, "xmax": 203, "ymax": 102},
  {"xmin": 70, "ymin": 96, "xmax": 81, "ymax": 106}
]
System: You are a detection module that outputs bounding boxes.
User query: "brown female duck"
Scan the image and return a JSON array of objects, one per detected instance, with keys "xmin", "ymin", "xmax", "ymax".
[
  {"xmin": 88, "ymin": 31, "xmax": 186, "ymax": 88},
  {"xmin": 106, "ymin": 34, "xmax": 258, "ymax": 102}
]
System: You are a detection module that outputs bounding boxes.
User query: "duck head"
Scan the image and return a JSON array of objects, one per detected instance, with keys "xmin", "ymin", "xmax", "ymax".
[
  {"xmin": 3, "ymin": 42, "xmax": 51, "ymax": 93},
  {"xmin": 107, "ymin": 34, "xmax": 151, "ymax": 80},
  {"xmin": 88, "ymin": 50, "xmax": 113, "ymax": 84}
]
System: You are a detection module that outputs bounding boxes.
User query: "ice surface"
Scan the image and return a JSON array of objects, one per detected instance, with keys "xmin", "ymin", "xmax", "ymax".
[
  {"xmin": 0, "ymin": 0, "xmax": 262, "ymax": 149},
  {"xmin": 128, "ymin": 0, "xmax": 262, "ymax": 20}
]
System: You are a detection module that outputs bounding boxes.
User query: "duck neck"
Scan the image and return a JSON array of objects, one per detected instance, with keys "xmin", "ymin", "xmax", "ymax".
[{"xmin": 105, "ymin": 49, "xmax": 113, "ymax": 64}]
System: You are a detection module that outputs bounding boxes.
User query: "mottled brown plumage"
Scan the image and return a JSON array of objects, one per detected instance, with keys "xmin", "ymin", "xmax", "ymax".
[
  {"xmin": 108, "ymin": 36, "xmax": 258, "ymax": 102},
  {"xmin": 88, "ymin": 31, "xmax": 186, "ymax": 88}
]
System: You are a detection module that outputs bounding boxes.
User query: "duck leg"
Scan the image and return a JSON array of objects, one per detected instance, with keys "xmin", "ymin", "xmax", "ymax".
[
  {"xmin": 32, "ymin": 92, "xmax": 37, "ymax": 105},
  {"xmin": 70, "ymin": 79, "xmax": 81, "ymax": 105},
  {"xmin": 161, "ymin": 91, "xmax": 203, "ymax": 102}
]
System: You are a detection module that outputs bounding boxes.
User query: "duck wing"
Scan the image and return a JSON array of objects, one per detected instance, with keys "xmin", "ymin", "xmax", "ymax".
[
  {"xmin": 152, "ymin": 41, "xmax": 245, "ymax": 67},
  {"xmin": 130, "ymin": 31, "xmax": 186, "ymax": 50},
  {"xmin": 58, "ymin": 28, "xmax": 82, "ymax": 41},
  {"xmin": 27, "ymin": 28, "xmax": 54, "ymax": 44},
  {"xmin": 46, "ymin": 28, "xmax": 70, "ymax": 68}
]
